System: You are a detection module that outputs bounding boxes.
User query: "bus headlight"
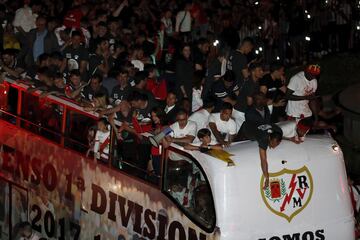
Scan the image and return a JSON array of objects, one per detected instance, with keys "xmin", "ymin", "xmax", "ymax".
[{"xmin": 332, "ymin": 144, "xmax": 340, "ymax": 152}]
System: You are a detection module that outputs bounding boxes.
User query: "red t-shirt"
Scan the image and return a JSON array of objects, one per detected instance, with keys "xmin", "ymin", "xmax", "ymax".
[
  {"xmin": 191, "ymin": 4, "xmax": 208, "ymax": 25},
  {"xmin": 64, "ymin": 8, "xmax": 83, "ymax": 29},
  {"xmin": 146, "ymin": 78, "xmax": 167, "ymax": 101}
]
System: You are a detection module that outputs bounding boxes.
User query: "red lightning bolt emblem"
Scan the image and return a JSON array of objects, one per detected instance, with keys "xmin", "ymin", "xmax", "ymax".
[{"xmin": 280, "ymin": 174, "xmax": 297, "ymax": 212}]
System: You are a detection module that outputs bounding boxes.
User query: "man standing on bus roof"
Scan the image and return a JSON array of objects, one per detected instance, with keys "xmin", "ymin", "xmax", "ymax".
[
  {"xmin": 242, "ymin": 122, "xmax": 283, "ymax": 189},
  {"xmin": 286, "ymin": 64, "xmax": 320, "ymax": 142}
]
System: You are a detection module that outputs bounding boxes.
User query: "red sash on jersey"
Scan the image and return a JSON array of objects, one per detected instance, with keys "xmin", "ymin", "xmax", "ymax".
[{"xmin": 99, "ymin": 136, "xmax": 110, "ymax": 156}]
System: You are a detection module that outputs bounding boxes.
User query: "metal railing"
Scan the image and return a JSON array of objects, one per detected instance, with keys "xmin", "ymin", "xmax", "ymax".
[{"xmin": 0, "ymin": 78, "xmax": 161, "ymax": 186}]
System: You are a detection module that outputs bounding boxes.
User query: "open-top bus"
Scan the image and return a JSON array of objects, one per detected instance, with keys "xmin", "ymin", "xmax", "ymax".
[{"xmin": 0, "ymin": 78, "xmax": 355, "ymax": 240}]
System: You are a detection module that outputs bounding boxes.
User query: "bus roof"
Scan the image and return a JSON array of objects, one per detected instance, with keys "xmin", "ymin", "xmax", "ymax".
[{"xmin": 171, "ymin": 134, "xmax": 349, "ymax": 238}]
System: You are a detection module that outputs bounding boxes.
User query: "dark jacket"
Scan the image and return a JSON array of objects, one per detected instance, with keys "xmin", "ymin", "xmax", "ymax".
[
  {"xmin": 24, "ymin": 29, "xmax": 59, "ymax": 67},
  {"xmin": 239, "ymin": 106, "xmax": 272, "ymax": 140},
  {"xmin": 175, "ymin": 57, "xmax": 194, "ymax": 105},
  {"xmin": 165, "ymin": 104, "xmax": 179, "ymax": 125},
  {"xmin": 244, "ymin": 105, "xmax": 271, "ymax": 126}
]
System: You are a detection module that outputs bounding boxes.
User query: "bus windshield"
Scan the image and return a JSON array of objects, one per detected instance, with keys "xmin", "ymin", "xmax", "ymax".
[{"xmin": 163, "ymin": 148, "xmax": 216, "ymax": 231}]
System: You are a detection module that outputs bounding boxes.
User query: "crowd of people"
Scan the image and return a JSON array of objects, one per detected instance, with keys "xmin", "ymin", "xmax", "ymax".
[{"xmin": 0, "ymin": 0, "xmax": 346, "ymax": 185}]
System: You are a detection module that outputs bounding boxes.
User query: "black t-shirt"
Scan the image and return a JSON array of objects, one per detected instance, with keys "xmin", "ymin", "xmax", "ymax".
[
  {"xmin": 88, "ymin": 53, "xmax": 114, "ymax": 76},
  {"xmin": 210, "ymin": 80, "xmax": 240, "ymax": 111},
  {"xmin": 142, "ymin": 40, "xmax": 155, "ymax": 57},
  {"xmin": 245, "ymin": 106, "xmax": 271, "ymax": 126},
  {"xmin": 235, "ymin": 79, "xmax": 259, "ymax": 112},
  {"xmin": 62, "ymin": 45, "xmax": 89, "ymax": 71},
  {"xmin": 243, "ymin": 122, "xmax": 283, "ymax": 150},
  {"xmin": 203, "ymin": 58, "xmax": 222, "ymax": 99},
  {"xmin": 136, "ymin": 98, "xmax": 157, "ymax": 122},
  {"xmin": 82, "ymin": 85, "xmax": 109, "ymax": 101},
  {"xmin": 193, "ymin": 47, "xmax": 207, "ymax": 69},
  {"xmin": 111, "ymin": 85, "xmax": 131, "ymax": 104},
  {"xmin": 227, "ymin": 50, "xmax": 247, "ymax": 86},
  {"xmin": 259, "ymin": 74, "xmax": 285, "ymax": 101}
]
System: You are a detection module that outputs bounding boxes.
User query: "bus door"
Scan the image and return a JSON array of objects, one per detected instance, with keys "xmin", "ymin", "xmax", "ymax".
[{"xmin": 0, "ymin": 177, "xmax": 28, "ymax": 240}]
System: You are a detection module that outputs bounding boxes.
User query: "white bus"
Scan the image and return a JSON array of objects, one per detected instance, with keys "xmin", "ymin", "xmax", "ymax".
[{"xmin": 0, "ymin": 79, "xmax": 355, "ymax": 240}]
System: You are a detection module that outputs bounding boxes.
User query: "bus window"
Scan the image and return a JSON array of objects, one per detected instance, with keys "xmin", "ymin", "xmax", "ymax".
[
  {"xmin": 163, "ymin": 149, "xmax": 216, "ymax": 232},
  {"xmin": 20, "ymin": 91, "xmax": 62, "ymax": 143},
  {"xmin": 65, "ymin": 110, "xmax": 97, "ymax": 154},
  {"xmin": 112, "ymin": 134, "xmax": 159, "ymax": 185},
  {"xmin": 0, "ymin": 84, "xmax": 18, "ymax": 124}
]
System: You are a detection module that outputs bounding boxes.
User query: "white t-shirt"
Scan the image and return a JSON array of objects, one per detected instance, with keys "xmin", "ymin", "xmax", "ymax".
[
  {"xmin": 161, "ymin": 17, "xmax": 173, "ymax": 36},
  {"xmin": 208, "ymin": 113, "xmax": 237, "ymax": 140},
  {"xmin": 13, "ymin": 7, "xmax": 37, "ymax": 33},
  {"xmin": 170, "ymin": 120, "xmax": 197, "ymax": 138},
  {"xmin": 286, "ymin": 71, "xmax": 317, "ymax": 118},
  {"xmin": 189, "ymin": 109, "xmax": 210, "ymax": 131},
  {"xmin": 276, "ymin": 120, "xmax": 297, "ymax": 138},
  {"xmin": 175, "ymin": 10, "xmax": 192, "ymax": 32},
  {"xmin": 20, "ymin": 233, "xmax": 41, "ymax": 240},
  {"xmin": 131, "ymin": 59, "xmax": 144, "ymax": 71},
  {"xmin": 94, "ymin": 130, "xmax": 110, "ymax": 159},
  {"xmin": 192, "ymin": 87, "xmax": 203, "ymax": 112}
]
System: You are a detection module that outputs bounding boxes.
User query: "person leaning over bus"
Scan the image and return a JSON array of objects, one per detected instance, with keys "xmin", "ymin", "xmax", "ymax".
[
  {"xmin": 164, "ymin": 108, "xmax": 197, "ymax": 147},
  {"xmin": 184, "ymin": 128, "xmax": 223, "ymax": 151},
  {"xmin": 242, "ymin": 122, "xmax": 283, "ymax": 189},
  {"xmin": 208, "ymin": 102, "xmax": 237, "ymax": 147}
]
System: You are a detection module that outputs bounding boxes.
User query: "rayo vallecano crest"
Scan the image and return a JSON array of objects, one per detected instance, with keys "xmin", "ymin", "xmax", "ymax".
[{"xmin": 261, "ymin": 166, "xmax": 313, "ymax": 222}]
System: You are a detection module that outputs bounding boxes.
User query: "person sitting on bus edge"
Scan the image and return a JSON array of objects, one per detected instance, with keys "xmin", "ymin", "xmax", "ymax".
[
  {"xmin": 185, "ymin": 128, "xmax": 223, "ymax": 151},
  {"xmin": 242, "ymin": 122, "xmax": 283, "ymax": 189},
  {"xmin": 94, "ymin": 118, "xmax": 111, "ymax": 162},
  {"xmin": 164, "ymin": 108, "xmax": 197, "ymax": 146},
  {"xmin": 208, "ymin": 102, "xmax": 237, "ymax": 147}
]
